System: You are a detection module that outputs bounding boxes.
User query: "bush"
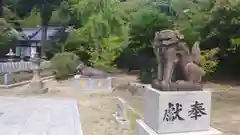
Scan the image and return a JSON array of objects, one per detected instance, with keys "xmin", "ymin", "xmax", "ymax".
[
  {"xmin": 129, "ymin": 7, "xmax": 172, "ymax": 49},
  {"xmin": 139, "ymin": 48, "xmax": 219, "ymax": 83},
  {"xmin": 201, "ymin": 48, "xmax": 219, "ymax": 74},
  {"xmin": 116, "ymin": 7, "xmax": 172, "ymax": 72},
  {"xmin": 116, "ymin": 48, "xmax": 139, "ymax": 71},
  {"xmin": 50, "ymin": 52, "xmax": 80, "ymax": 80},
  {"xmin": 139, "ymin": 58, "xmax": 157, "ymax": 84},
  {"xmin": 21, "ymin": 8, "xmax": 41, "ymax": 27}
]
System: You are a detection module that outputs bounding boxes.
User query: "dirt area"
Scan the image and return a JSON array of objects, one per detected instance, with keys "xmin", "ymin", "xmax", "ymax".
[
  {"xmin": 114, "ymin": 80, "xmax": 240, "ymax": 135},
  {"xmin": 0, "ymin": 74, "xmax": 239, "ymax": 135},
  {"xmin": 0, "ymin": 75, "xmax": 135, "ymax": 135}
]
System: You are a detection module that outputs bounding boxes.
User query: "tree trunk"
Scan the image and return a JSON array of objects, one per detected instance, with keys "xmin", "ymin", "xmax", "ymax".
[
  {"xmin": 0, "ymin": 0, "xmax": 3, "ymax": 18},
  {"xmin": 41, "ymin": 26, "xmax": 48, "ymax": 58}
]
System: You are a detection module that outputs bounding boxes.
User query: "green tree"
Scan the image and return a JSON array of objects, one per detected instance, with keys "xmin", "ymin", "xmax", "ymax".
[
  {"xmin": 201, "ymin": 1, "xmax": 240, "ymax": 76},
  {"xmin": 17, "ymin": 0, "xmax": 63, "ymax": 57},
  {"xmin": 126, "ymin": 7, "xmax": 172, "ymax": 81},
  {"xmin": 120, "ymin": 0, "xmax": 153, "ymax": 14},
  {"xmin": 0, "ymin": 18, "xmax": 13, "ymax": 44},
  {"xmin": 0, "ymin": 18, "xmax": 26, "ymax": 54},
  {"xmin": 67, "ymin": 0, "xmax": 129, "ymax": 70},
  {"xmin": 129, "ymin": 7, "xmax": 172, "ymax": 49},
  {"xmin": 21, "ymin": 8, "xmax": 41, "ymax": 27},
  {"xmin": 50, "ymin": 1, "xmax": 74, "ymax": 25}
]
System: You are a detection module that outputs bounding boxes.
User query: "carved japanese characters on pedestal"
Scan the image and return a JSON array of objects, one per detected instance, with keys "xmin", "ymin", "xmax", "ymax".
[{"xmin": 151, "ymin": 29, "xmax": 205, "ymax": 91}]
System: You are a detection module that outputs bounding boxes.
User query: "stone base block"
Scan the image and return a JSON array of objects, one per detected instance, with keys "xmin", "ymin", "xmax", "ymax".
[
  {"xmin": 28, "ymin": 80, "xmax": 48, "ymax": 94},
  {"xmin": 135, "ymin": 119, "xmax": 223, "ymax": 135},
  {"xmin": 34, "ymin": 87, "xmax": 48, "ymax": 94},
  {"xmin": 73, "ymin": 77, "xmax": 113, "ymax": 92},
  {"xmin": 112, "ymin": 113, "xmax": 130, "ymax": 130},
  {"xmin": 144, "ymin": 87, "xmax": 211, "ymax": 134}
]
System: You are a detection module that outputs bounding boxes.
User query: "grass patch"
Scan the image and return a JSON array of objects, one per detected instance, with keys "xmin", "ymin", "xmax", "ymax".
[{"xmin": 127, "ymin": 109, "xmax": 142, "ymax": 135}]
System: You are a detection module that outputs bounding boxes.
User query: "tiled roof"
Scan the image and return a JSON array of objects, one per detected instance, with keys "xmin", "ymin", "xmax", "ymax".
[{"xmin": 21, "ymin": 27, "xmax": 61, "ymax": 41}]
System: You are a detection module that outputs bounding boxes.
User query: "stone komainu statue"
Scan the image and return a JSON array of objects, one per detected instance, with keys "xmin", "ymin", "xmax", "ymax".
[
  {"xmin": 76, "ymin": 63, "xmax": 108, "ymax": 78},
  {"xmin": 151, "ymin": 29, "xmax": 205, "ymax": 91}
]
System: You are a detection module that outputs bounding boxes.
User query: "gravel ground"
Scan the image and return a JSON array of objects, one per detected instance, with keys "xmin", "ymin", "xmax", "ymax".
[
  {"xmin": 0, "ymin": 74, "xmax": 239, "ymax": 135},
  {"xmin": 0, "ymin": 79, "xmax": 133, "ymax": 135}
]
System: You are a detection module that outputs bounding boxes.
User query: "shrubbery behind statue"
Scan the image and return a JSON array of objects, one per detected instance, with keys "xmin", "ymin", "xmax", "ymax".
[
  {"xmin": 75, "ymin": 29, "xmax": 205, "ymax": 90},
  {"xmin": 151, "ymin": 29, "xmax": 205, "ymax": 91}
]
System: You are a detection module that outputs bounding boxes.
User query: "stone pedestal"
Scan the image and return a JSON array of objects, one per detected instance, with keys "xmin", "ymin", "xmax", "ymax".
[
  {"xmin": 135, "ymin": 120, "xmax": 222, "ymax": 135},
  {"xmin": 29, "ymin": 71, "xmax": 48, "ymax": 94},
  {"xmin": 29, "ymin": 80, "xmax": 48, "ymax": 94},
  {"xmin": 135, "ymin": 87, "xmax": 222, "ymax": 135},
  {"xmin": 112, "ymin": 98, "xmax": 130, "ymax": 130},
  {"xmin": 73, "ymin": 77, "xmax": 113, "ymax": 92}
]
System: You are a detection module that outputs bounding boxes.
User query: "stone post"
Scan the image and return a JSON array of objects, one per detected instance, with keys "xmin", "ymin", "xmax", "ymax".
[
  {"xmin": 28, "ymin": 53, "xmax": 48, "ymax": 94},
  {"xmin": 112, "ymin": 98, "xmax": 130, "ymax": 130},
  {"xmin": 20, "ymin": 52, "xmax": 24, "ymax": 61},
  {"xmin": 4, "ymin": 49, "xmax": 15, "ymax": 86}
]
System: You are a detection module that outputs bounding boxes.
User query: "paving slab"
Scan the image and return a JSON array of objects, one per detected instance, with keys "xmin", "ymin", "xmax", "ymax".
[{"xmin": 0, "ymin": 97, "xmax": 83, "ymax": 135}]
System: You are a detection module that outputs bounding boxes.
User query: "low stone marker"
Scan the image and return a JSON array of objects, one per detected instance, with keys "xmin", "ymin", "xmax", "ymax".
[
  {"xmin": 73, "ymin": 76, "xmax": 113, "ymax": 92},
  {"xmin": 112, "ymin": 98, "xmax": 130, "ymax": 130},
  {"xmin": 0, "ymin": 97, "xmax": 83, "ymax": 135},
  {"xmin": 129, "ymin": 82, "xmax": 151, "ymax": 96},
  {"xmin": 135, "ymin": 86, "xmax": 223, "ymax": 135},
  {"xmin": 4, "ymin": 73, "xmax": 14, "ymax": 85}
]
